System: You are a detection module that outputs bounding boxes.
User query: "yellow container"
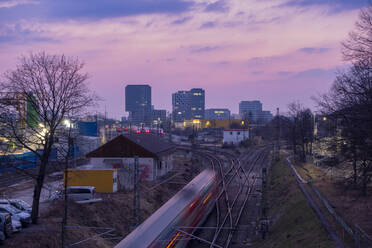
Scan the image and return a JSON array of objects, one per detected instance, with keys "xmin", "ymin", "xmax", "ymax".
[{"xmin": 64, "ymin": 169, "xmax": 118, "ymax": 193}]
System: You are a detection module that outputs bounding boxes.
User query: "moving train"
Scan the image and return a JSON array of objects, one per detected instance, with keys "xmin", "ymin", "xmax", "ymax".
[{"xmin": 115, "ymin": 169, "xmax": 218, "ymax": 248}]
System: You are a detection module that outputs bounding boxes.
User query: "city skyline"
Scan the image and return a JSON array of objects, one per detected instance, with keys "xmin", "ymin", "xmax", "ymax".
[{"xmin": 0, "ymin": 0, "xmax": 368, "ymax": 118}]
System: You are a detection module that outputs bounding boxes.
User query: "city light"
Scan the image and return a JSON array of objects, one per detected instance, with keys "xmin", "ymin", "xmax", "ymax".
[{"xmin": 64, "ymin": 119, "xmax": 71, "ymax": 128}]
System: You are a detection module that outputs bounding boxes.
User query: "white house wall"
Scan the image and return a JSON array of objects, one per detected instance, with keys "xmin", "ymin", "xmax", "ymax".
[
  {"xmin": 90, "ymin": 157, "xmax": 155, "ymax": 180},
  {"xmin": 223, "ymin": 131, "xmax": 250, "ymax": 145},
  {"xmin": 89, "ymin": 154, "xmax": 173, "ymax": 189}
]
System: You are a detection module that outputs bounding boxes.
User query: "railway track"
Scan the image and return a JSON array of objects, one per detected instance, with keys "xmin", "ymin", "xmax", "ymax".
[{"xmin": 185, "ymin": 146, "xmax": 271, "ymax": 248}]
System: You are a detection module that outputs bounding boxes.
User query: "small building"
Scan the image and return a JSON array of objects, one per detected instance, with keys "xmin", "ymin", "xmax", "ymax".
[
  {"xmin": 65, "ymin": 169, "xmax": 118, "ymax": 193},
  {"xmin": 86, "ymin": 134, "xmax": 175, "ymax": 189},
  {"xmin": 223, "ymin": 129, "xmax": 249, "ymax": 145}
]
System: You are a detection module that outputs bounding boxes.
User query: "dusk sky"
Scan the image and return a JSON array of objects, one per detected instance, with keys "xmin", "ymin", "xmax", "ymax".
[{"xmin": 0, "ymin": 0, "xmax": 368, "ymax": 119}]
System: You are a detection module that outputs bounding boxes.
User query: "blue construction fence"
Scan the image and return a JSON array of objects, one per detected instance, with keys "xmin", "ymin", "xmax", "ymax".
[
  {"xmin": 78, "ymin": 121, "xmax": 98, "ymax": 137},
  {"xmin": 0, "ymin": 148, "xmax": 58, "ymax": 172}
]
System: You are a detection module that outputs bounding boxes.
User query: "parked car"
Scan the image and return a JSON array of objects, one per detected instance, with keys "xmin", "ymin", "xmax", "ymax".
[
  {"xmin": 0, "ymin": 199, "xmax": 31, "ymax": 213},
  {"xmin": 0, "ymin": 205, "xmax": 31, "ymax": 227},
  {"xmin": 0, "ymin": 231, "xmax": 4, "ymax": 244},
  {"xmin": 66, "ymin": 186, "xmax": 96, "ymax": 202},
  {"xmin": 0, "ymin": 213, "xmax": 13, "ymax": 238},
  {"xmin": 49, "ymin": 186, "xmax": 96, "ymax": 201},
  {"xmin": 11, "ymin": 219, "xmax": 22, "ymax": 233}
]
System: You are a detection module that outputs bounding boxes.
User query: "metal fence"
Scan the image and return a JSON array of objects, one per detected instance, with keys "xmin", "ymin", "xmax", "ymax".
[
  {"xmin": 287, "ymin": 155, "xmax": 372, "ymax": 247},
  {"xmin": 308, "ymin": 181, "xmax": 372, "ymax": 247}
]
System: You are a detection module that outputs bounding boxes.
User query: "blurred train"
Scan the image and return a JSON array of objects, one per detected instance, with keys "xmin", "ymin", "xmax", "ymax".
[{"xmin": 115, "ymin": 169, "xmax": 218, "ymax": 248}]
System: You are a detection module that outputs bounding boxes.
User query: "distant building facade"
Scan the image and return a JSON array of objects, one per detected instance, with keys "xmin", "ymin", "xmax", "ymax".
[
  {"xmin": 258, "ymin": 111, "xmax": 274, "ymax": 123},
  {"xmin": 190, "ymin": 88, "xmax": 205, "ymax": 120},
  {"xmin": 205, "ymin": 108, "xmax": 230, "ymax": 120},
  {"xmin": 172, "ymin": 91, "xmax": 191, "ymax": 122},
  {"xmin": 239, "ymin": 100, "xmax": 272, "ymax": 124},
  {"xmin": 172, "ymin": 88, "xmax": 205, "ymax": 122},
  {"xmin": 152, "ymin": 109, "xmax": 166, "ymax": 126},
  {"xmin": 125, "ymin": 85, "xmax": 152, "ymax": 126},
  {"xmin": 239, "ymin": 101, "xmax": 262, "ymax": 122}
]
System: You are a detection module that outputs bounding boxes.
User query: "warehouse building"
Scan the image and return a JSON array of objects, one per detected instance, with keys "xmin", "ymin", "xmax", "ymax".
[{"xmin": 86, "ymin": 133, "xmax": 175, "ymax": 189}]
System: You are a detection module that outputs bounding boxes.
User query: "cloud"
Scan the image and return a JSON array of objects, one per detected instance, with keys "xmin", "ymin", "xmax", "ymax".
[
  {"xmin": 0, "ymin": 0, "xmax": 37, "ymax": 9},
  {"xmin": 200, "ymin": 21, "xmax": 217, "ymax": 29},
  {"xmin": 0, "ymin": 23, "xmax": 57, "ymax": 44},
  {"xmin": 299, "ymin": 47, "xmax": 330, "ymax": 54},
  {"xmin": 189, "ymin": 45, "xmax": 224, "ymax": 53},
  {"xmin": 246, "ymin": 56, "xmax": 273, "ymax": 66},
  {"xmin": 279, "ymin": 0, "xmax": 368, "ymax": 13},
  {"xmin": 291, "ymin": 68, "xmax": 338, "ymax": 80},
  {"xmin": 171, "ymin": 16, "xmax": 192, "ymax": 25},
  {"xmin": 214, "ymin": 60, "xmax": 230, "ymax": 65},
  {"xmin": 251, "ymin": 71, "xmax": 263, "ymax": 75},
  {"xmin": 204, "ymin": 0, "xmax": 229, "ymax": 13},
  {"xmin": 246, "ymin": 14, "xmax": 282, "ymax": 25},
  {"xmin": 278, "ymin": 71, "xmax": 292, "ymax": 76},
  {"xmin": 0, "ymin": 0, "xmax": 195, "ymax": 22}
]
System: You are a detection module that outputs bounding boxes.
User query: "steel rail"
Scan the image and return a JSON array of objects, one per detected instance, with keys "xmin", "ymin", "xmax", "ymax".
[
  {"xmin": 225, "ymin": 147, "xmax": 270, "ymax": 247},
  {"xmin": 178, "ymin": 146, "xmax": 270, "ymax": 248}
]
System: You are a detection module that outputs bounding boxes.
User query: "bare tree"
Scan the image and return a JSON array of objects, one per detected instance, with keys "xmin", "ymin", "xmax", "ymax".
[
  {"xmin": 342, "ymin": 5, "xmax": 372, "ymax": 62},
  {"xmin": 287, "ymin": 102, "xmax": 314, "ymax": 163},
  {"xmin": 317, "ymin": 61, "xmax": 372, "ymax": 195},
  {"xmin": 0, "ymin": 52, "xmax": 95, "ymax": 223}
]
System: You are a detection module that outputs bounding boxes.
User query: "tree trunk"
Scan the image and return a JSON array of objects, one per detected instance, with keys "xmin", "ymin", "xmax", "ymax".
[
  {"xmin": 31, "ymin": 144, "xmax": 51, "ymax": 224},
  {"xmin": 301, "ymin": 143, "xmax": 306, "ymax": 162},
  {"xmin": 361, "ymin": 160, "xmax": 368, "ymax": 196},
  {"xmin": 353, "ymin": 157, "xmax": 357, "ymax": 187},
  {"xmin": 31, "ymin": 159, "xmax": 48, "ymax": 224}
]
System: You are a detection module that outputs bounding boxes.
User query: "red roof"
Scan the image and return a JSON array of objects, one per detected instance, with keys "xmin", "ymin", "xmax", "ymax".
[{"xmin": 86, "ymin": 134, "xmax": 174, "ymax": 158}]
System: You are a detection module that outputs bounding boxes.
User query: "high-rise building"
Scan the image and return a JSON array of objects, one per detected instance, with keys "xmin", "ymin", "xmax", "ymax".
[
  {"xmin": 239, "ymin": 100, "xmax": 263, "ymax": 122},
  {"xmin": 172, "ymin": 91, "xmax": 191, "ymax": 122},
  {"xmin": 239, "ymin": 100, "xmax": 273, "ymax": 124},
  {"xmin": 258, "ymin": 111, "xmax": 274, "ymax": 123},
  {"xmin": 190, "ymin": 88, "xmax": 205, "ymax": 120},
  {"xmin": 205, "ymin": 108, "xmax": 230, "ymax": 120},
  {"xmin": 125, "ymin": 84, "xmax": 152, "ymax": 125},
  {"xmin": 172, "ymin": 88, "xmax": 205, "ymax": 122}
]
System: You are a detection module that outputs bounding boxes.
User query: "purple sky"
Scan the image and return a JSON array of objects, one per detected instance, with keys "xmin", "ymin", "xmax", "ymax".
[{"xmin": 0, "ymin": 0, "xmax": 368, "ymax": 119}]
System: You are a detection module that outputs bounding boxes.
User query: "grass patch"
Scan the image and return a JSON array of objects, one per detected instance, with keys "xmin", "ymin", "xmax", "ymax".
[{"xmin": 252, "ymin": 157, "xmax": 334, "ymax": 248}]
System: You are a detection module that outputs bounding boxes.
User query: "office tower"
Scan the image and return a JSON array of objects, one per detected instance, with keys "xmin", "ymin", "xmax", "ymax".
[
  {"xmin": 172, "ymin": 88, "xmax": 205, "ymax": 122},
  {"xmin": 239, "ymin": 100, "xmax": 263, "ymax": 122},
  {"xmin": 190, "ymin": 88, "xmax": 205, "ymax": 120},
  {"xmin": 125, "ymin": 84, "xmax": 152, "ymax": 125}
]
